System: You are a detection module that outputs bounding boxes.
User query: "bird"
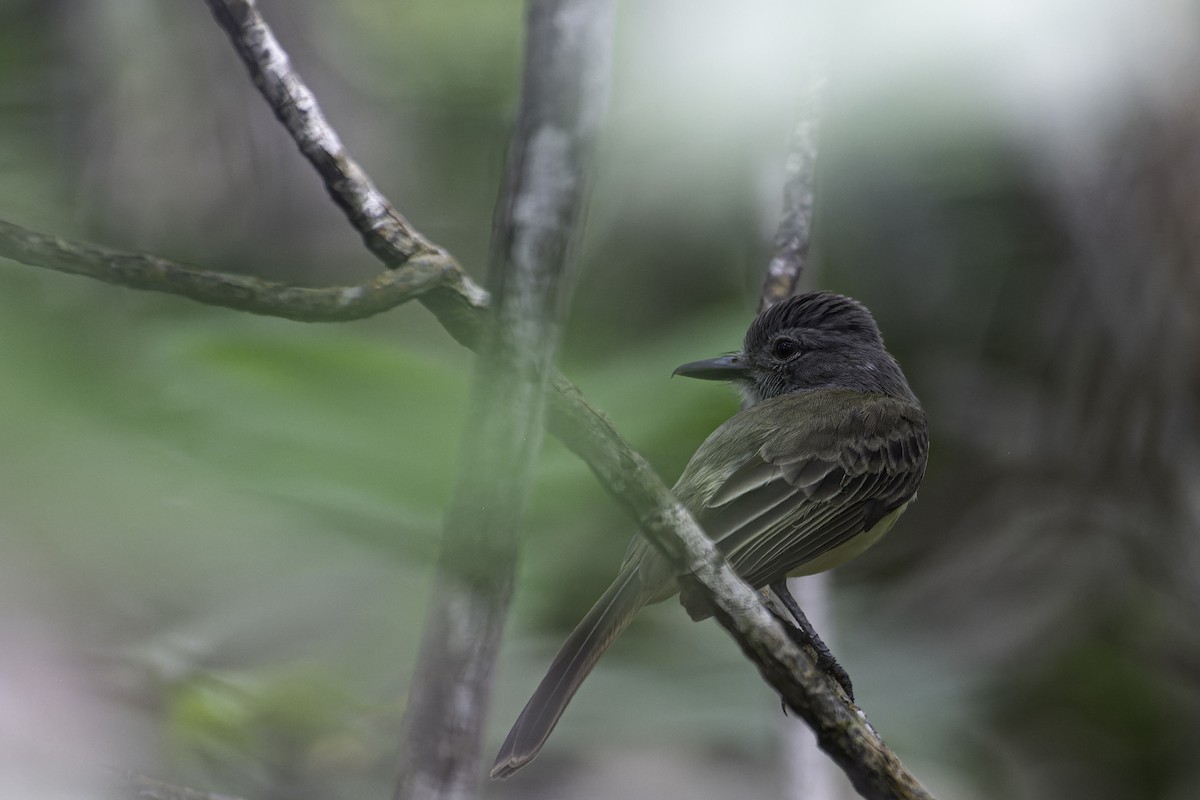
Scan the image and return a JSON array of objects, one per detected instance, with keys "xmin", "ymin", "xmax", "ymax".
[{"xmin": 491, "ymin": 291, "xmax": 928, "ymax": 778}]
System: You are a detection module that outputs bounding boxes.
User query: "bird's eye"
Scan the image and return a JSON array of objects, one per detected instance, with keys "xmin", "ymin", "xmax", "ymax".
[{"xmin": 771, "ymin": 337, "xmax": 800, "ymax": 360}]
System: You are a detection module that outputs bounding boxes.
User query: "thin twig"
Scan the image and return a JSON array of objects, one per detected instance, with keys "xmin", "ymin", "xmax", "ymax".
[
  {"xmin": 761, "ymin": 74, "xmax": 827, "ymax": 309},
  {"xmin": 0, "ymin": 219, "xmax": 449, "ymax": 321}
]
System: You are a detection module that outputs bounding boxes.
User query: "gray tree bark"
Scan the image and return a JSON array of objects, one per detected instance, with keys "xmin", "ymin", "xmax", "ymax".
[{"xmin": 391, "ymin": 3, "xmax": 614, "ymax": 800}]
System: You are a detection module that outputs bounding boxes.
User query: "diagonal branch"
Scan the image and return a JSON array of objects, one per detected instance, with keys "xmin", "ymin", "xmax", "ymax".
[
  {"xmin": 201, "ymin": 0, "xmax": 489, "ymax": 348},
  {"xmin": 203, "ymin": 0, "xmax": 436, "ymax": 267}
]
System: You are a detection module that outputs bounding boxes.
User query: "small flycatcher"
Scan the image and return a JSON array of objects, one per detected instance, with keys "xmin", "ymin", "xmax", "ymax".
[{"xmin": 492, "ymin": 291, "xmax": 929, "ymax": 778}]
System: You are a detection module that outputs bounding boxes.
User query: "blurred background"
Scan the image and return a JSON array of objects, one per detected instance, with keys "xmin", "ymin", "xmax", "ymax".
[{"xmin": 1, "ymin": 0, "xmax": 1198, "ymax": 798}]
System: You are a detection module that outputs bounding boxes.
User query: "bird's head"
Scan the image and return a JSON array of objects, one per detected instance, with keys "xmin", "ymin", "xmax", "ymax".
[{"xmin": 673, "ymin": 291, "xmax": 916, "ymax": 406}]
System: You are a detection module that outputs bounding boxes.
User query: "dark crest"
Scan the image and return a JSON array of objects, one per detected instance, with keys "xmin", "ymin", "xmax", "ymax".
[{"xmin": 744, "ymin": 291, "xmax": 884, "ymax": 353}]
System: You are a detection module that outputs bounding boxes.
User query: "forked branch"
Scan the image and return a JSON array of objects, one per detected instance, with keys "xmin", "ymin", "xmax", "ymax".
[{"xmin": 0, "ymin": 3, "xmax": 936, "ymax": 798}]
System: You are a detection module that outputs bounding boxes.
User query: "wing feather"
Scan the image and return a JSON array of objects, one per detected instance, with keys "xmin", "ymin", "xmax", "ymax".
[{"xmin": 688, "ymin": 390, "xmax": 927, "ymax": 589}]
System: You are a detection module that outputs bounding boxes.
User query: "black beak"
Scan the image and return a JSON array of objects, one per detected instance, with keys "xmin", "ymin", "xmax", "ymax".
[{"xmin": 672, "ymin": 354, "xmax": 750, "ymax": 381}]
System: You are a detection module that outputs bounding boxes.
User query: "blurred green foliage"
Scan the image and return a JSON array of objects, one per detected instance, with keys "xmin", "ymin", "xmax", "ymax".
[{"xmin": 1, "ymin": 1, "xmax": 1199, "ymax": 800}]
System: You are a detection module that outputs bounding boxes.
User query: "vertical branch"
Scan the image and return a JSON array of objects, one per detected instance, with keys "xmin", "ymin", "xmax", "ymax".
[
  {"xmin": 783, "ymin": 574, "xmax": 842, "ymax": 800},
  {"xmin": 392, "ymin": 3, "xmax": 614, "ymax": 800},
  {"xmin": 759, "ymin": 67, "xmax": 837, "ymax": 800},
  {"xmin": 761, "ymin": 74, "xmax": 827, "ymax": 309}
]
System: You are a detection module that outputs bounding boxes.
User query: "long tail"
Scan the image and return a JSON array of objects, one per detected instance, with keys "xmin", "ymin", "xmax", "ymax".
[{"xmin": 491, "ymin": 566, "xmax": 648, "ymax": 779}]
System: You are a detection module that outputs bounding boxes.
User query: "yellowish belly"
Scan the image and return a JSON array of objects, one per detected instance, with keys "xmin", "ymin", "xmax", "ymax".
[{"xmin": 787, "ymin": 502, "xmax": 909, "ymax": 577}]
